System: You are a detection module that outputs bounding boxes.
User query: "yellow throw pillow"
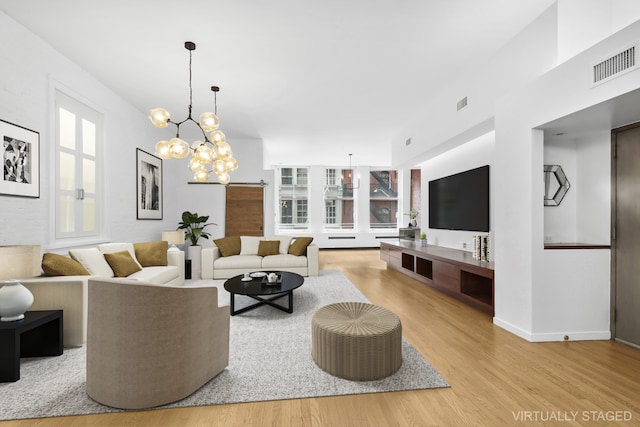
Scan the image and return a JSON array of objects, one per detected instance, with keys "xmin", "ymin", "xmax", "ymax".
[
  {"xmin": 257, "ymin": 240, "xmax": 280, "ymax": 257},
  {"xmin": 42, "ymin": 253, "xmax": 90, "ymax": 276},
  {"xmin": 214, "ymin": 236, "xmax": 241, "ymax": 257},
  {"xmin": 288, "ymin": 237, "xmax": 314, "ymax": 256},
  {"xmin": 103, "ymin": 250, "xmax": 142, "ymax": 277},
  {"xmin": 133, "ymin": 241, "xmax": 168, "ymax": 267}
]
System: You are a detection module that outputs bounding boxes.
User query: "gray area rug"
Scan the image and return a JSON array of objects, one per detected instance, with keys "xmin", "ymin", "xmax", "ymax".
[{"xmin": 0, "ymin": 270, "xmax": 449, "ymax": 421}]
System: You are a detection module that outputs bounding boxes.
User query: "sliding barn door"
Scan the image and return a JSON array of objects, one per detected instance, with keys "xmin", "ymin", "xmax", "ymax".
[{"xmin": 225, "ymin": 186, "xmax": 264, "ymax": 236}]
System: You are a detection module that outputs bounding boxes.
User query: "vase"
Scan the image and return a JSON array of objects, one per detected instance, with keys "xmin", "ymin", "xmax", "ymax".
[
  {"xmin": 0, "ymin": 280, "xmax": 34, "ymax": 322},
  {"xmin": 187, "ymin": 245, "xmax": 202, "ymax": 279},
  {"xmin": 409, "ymin": 219, "xmax": 417, "ymax": 227}
]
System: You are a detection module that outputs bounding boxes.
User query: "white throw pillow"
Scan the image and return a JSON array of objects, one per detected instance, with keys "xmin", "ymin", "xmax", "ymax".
[
  {"xmin": 69, "ymin": 248, "xmax": 115, "ymax": 277},
  {"xmin": 269, "ymin": 235, "xmax": 293, "ymax": 255},
  {"xmin": 98, "ymin": 242, "xmax": 142, "ymax": 268},
  {"xmin": 240, "ymin": 236, "xmax": 264, "ymax": 256}
]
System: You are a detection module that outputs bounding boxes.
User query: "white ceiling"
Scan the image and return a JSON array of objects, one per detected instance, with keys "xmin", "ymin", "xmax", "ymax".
[{"xmin": 0, "ymin": 0, "xmax": 556, "ymax": 166}]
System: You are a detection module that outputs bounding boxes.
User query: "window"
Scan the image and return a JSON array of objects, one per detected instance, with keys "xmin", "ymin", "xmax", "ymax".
[
  {"xmin": 323, "ymin": 167, "xmax": 354, "ymax": 229},
  {"xmin": 55, "ymin": 91, "xmax": 102, "ymax": 240},
  {"xmin": 277, "ymin": 167, "xmax": 309, "ymax": 229},
  {"xmin": 369, "ymin": 169, "xmax": 398, "ymax": 229}
]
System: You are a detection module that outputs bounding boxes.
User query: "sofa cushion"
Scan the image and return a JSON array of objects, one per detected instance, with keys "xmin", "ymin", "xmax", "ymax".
[
  {"xmin": 257, "ymin": 240, "xmax": 280, "ymax": 257},
  {"xmin": 41, "ymin": 253, "xmax": 90, "ymax": 276},
  {"xmin": 128, "ymin": 265, "xmax": 180, "ymax": 284},
  {"xmin": 214, "ymin": 255, "xmax": 263, "ymax": 269},
  {"xmin": 69, "ymin": 248, "xmax": 115, "ymax": 277},
  {"xmin": 269, "ymin": 235, "xmax": 293, "ymax": 255},
  {"xmin": 98, "ymin": 243, "xmax": 143, "ymax": 269},
  {"xmin": 213, "ymin": 236, "xmax": 241, "ymax": 257},
  {"xmin": 288, "ymin": 237, "xmax": 314, "ymax": 256},
  {"xmin": 240, "ymin": 236, "xmax": 263, "ymax": 256},
  {"xmin": 262, "ymin": 254, "xmax": 308, "ymax": 269},
  {"xmin": 133, "ymin": 241, "xmax": 168, "ymax": 267},
  {"xmin": 103, "ymin": 251, "xmax": 143, "ymax": 278}
]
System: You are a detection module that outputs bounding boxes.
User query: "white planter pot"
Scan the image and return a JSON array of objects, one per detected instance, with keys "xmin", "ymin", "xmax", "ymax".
[
  {"xmin": 0, "ymin": 279, "xmax": 34, "ymax": 322},
  {"xmin": 187, "ymin": 245, "xmax": 202, "ymax": 279}
]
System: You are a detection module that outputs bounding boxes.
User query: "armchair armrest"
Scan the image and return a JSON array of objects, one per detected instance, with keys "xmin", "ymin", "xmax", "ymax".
[
  {"xmin": 307, "ymin": 244, "xmax": 319, "ymax": 276},
  {"xmin": 201, "ymin": 246, "xmax": 220, "ymax": 280},
  {"xmin": 167, "ymin": 249, "xmax": 185, "ymax": 284}
]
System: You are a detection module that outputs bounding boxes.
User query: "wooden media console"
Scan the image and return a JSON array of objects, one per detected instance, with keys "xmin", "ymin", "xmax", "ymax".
[{"xmin": 380, "ymin": 240, "xmax": 495, "ymax": 315}]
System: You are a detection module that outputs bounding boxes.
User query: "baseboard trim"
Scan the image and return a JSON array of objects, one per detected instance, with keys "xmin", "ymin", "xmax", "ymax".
[{"xmin": 493, "ymin": 317, "xmax": 611, "ymax": 342}]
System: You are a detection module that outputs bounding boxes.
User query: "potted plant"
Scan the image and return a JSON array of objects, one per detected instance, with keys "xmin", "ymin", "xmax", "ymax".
[
  {"xmin": 420, "ymin": 232, "xmax": 427, "ymax": 246},
  {"xmin": 177, "ymin": 211, "xmax": 216, "ymax": 278},
  {"xmin": 178, "ymin": 211, "xmax": 216, "ymax": 246}
]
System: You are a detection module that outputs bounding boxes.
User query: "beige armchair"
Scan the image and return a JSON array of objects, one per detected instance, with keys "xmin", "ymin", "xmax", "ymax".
[{"xmin": 86, "ymin": 278, "xmax": 229, "ymax": 409}]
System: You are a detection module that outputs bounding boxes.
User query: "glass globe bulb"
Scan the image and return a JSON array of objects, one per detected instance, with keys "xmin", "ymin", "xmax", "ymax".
[
  {"xmin": 194, "ymin": 144, "xmax": 214, "ymax": 163},
  {"xmin": 194, "ymin": 169, "xmax": 209, "ymax": 182},
  {"xmin": 213, "ymin": 159, "xmax": 227, "ymax": 175},
  {"xmin": 217, "ymin": 172, "xmax": 230, "ymax": 185},
  {"xmin": 199, "ymin": 112, "xmax": 220, "ymax": 132},
  {"xmin": 148, "ymin": 108, "xmax": 170, "ymax": 128},
  {"xmin": 225, "ymin": 157, "xmax": 238, "ymax": 171},
  {"xmin": 210, "ymin": 129, "xmax": 226, "ymax": 144},
  {"xmin": 213, "ymin": 141, "xmax": 232, "ymax": 160},
  {"xmin": 169, "ymin": 137, "xmax": 190, "ymax": 159},
  {"xmin": 154, "ymin": 140, "xmax": 172, "ymax": 159},
  {"xmin": 189, "ymin": 157, "xmax": 204, "ymax": 172}
]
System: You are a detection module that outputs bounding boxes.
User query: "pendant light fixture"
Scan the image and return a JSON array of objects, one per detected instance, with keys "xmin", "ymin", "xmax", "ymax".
[
  {"xmin": 148, "ymin": 41, "xmax": 238, "ymax": 184},
  {"xmin": 344, "ymin": 153, "xmax": 361, "ymax": 190}
]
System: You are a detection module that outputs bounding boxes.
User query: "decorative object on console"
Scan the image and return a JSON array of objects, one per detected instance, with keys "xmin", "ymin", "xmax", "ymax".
[
  {"xmin": 405, "ymin": 209, "xmax": 419, "ymax": 227},
  {"xmin": 136, "ymin": 149, "xmax": 163, "ymax": 220},
  {"xmin": 162, "ymin": 230, "xmax": 185, "ymax": 252},
  {"xmin": 0, "ymin": 245, "xmax": 41, "ymax": 322},
  {"xmin": 420, "ymin": 232, "xmax": 427, "ymax": 247},
  {"xmin": 148, "ymin": 41, "xmax": 238, "ymax": 184},
  {"xmin": 543, "ymin": 165, "xmax": 570, "ymax": 206},
  {"xmin": 472, "ymin": 235, "xmax": 490, "ymax": 261}
]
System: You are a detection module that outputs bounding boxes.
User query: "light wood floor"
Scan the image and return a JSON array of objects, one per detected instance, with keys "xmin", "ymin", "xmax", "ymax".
[{"xmin": 3, "ymin": 249, "xmax": 639, "ymax": 426}]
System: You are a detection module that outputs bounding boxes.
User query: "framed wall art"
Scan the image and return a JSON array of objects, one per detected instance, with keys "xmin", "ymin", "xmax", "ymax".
[
  {"xmin": 136, "ymin": 148, "xmax": 163, "ymax": 220},
  {"xmin": 0, "ymin": 119, "xmax": 40, "ymax": 198}
]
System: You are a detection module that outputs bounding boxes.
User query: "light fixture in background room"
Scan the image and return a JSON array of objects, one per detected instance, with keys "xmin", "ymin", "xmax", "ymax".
[
  {"xmin": 343, "ymin": 153, "xmax": 361, "ymax": 190},
  {"xmin": 0, "ymin": 245, "xmax": 40, "ymax": 322},
  {"xmin": 149, "ymin": 41, "xmax": 238, "ymax": 184},
  {"xmin": 162, "ymin": 230, "xmax": 185, "ymax": 252}
]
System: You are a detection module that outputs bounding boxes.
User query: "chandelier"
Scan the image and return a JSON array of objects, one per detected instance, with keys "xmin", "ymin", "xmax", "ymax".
[{"xmin": 148, "ymin": 41, "xmax": 238, "ymax": 184}]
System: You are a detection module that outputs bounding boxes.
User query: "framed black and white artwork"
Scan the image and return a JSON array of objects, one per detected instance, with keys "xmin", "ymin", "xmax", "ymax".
[
  {"xmin": 0, "ymin": 119, "xmax": 40, "ymax": 198},
  {"xmin": 136, "ymin": 148, "xmax": 163, "ymax": 220}
]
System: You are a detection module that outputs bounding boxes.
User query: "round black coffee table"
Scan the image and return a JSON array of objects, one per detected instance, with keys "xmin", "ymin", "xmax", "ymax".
[{"xmin": 223, "ymin": 271, "xmax": 304, "ymax": 316}]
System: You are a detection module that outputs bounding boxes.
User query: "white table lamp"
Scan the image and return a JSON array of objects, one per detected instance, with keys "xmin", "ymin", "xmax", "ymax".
[
  {"xmin": 0, "ymin": 245, "xmax": 41, "ymax": 321},
  {"xmin": 162, "ymin": 231, "xmax": 185, "ymax": 252}
]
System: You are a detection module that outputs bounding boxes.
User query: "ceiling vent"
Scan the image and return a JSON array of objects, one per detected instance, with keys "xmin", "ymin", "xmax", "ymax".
[
  {"xmin": 592, "ymin": 43, "xmax": 638, "ymax": 86},
  {"xmin": 457, "ymin": 96, "xmax": 468, "ymax": 111}
]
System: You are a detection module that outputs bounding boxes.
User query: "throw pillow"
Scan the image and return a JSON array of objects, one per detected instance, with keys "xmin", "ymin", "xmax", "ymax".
[
  {"xmin": 269, "ymin": 235, "xmax": 293, "ymax": 255},
  {"xmin": 240, "ymin": 236, "xmax": 263, "ymax": 255},
  {"xmin": 289, "ymin": 237, "xmax": 313, "ymax": 256},
  {"xmin": 214, "ymin": 236, "xmax": 241, "ymax": 257},
  {"xmin": 41, "ymin": 253, "xmax": 90, "ymax": 276},
  {"xmin": 133, "ymin": 241, "xmax": 168, "ymax": 267},
  {"xmin": 257, "ymin": 240, "xmax": 280, "ymax": 257},
  {"xmin": 288, "ymin": 237, "xmax": 314, "ymax": 256},
  {"xmin": 98, "ymin": 242, "xmax": 143, "ymax": 269},
  {"xmin": 103, "ymin": 250, "xmax": 142, "ymax": 277},
  {"xmin": 69, "ymin": 248, "xmax": 115, "ymax": 277}
]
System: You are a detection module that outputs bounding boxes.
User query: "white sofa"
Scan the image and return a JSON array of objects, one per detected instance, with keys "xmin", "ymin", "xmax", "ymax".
[
  {"xmin": 202, "ymin": 235, "xmax": 319, "ymax": 279},
  {"xmin": 21, "ymin": 242, "xmax": 184, "ymax": 347}
]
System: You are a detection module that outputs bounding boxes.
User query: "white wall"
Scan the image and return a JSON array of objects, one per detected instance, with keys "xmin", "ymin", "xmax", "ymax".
[
  {"xmin": 494, "ymin": 19, "xmax": 640, "ymax": 341},
  {"xmin": 419, "ymin": 132, "xmax": 495, "ymax": 253},
  {"xmin": 0, "ymin": 11, "xmax": 178, "ymax": 250},
  {"xmin": 544, "ymin": 132, "xmax": 610, "ymax": 244}
]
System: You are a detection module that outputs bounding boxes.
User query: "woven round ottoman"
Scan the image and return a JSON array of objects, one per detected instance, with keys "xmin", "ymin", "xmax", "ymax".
[{"xmin": 311, "ymin": 302, "xmax": 402, "ymax": 381}]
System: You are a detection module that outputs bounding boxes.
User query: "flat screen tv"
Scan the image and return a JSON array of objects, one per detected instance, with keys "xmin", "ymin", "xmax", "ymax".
[{"xmin": 428, "ymin": 165, "xmax": 489, "ymax": 232}]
